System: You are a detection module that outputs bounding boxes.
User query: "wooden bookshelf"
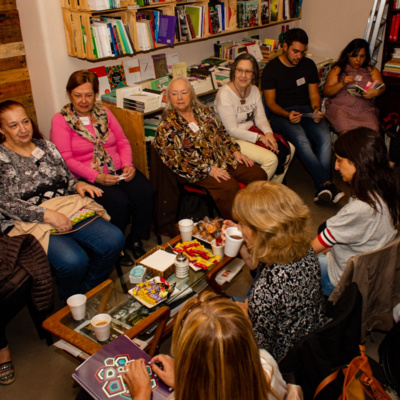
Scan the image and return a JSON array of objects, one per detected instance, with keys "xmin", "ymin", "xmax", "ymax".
[{"xmin": 60, "ymin": 0, "xmax": 302, "ymax": 60}]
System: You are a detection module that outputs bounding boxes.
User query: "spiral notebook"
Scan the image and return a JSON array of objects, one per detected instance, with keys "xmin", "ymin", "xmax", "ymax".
[{"xmin": 72, "ymin": 335, "xmax": 172, "ymax": 400}]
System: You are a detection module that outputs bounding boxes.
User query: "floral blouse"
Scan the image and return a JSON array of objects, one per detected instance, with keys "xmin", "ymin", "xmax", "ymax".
[
  {"xmin": 154, "ymin": 105, "xmax": 241, "ymax": 183},
  {"xmin": 248, "ymin": 248, "xmax": 326, "ymax": 362},
  {"xmin": 0, "ymin": 139, "xmax": 77, "ymax": 233}
]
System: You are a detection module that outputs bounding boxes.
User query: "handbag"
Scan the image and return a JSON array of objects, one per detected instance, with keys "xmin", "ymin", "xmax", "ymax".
[{"xmin": 314, "ymin": 345, "xmax": 391, "ymax": 400}]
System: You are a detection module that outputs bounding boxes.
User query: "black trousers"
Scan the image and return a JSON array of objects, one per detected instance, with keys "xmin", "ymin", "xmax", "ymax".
[{"xmin": 90, "ymin": 170, "xmax": 156, "ymax": 241}]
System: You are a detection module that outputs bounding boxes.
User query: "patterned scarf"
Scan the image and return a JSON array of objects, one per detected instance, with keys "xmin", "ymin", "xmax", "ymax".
[{"xmin": 60, "ymin": 102, "xmax": 116, "ymax": 174}]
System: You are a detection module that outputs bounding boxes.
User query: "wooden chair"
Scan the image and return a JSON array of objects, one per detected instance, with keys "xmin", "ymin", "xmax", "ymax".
[{"xmin": 329, "ymin": 235, "xmax": 400, "ymax": 340}]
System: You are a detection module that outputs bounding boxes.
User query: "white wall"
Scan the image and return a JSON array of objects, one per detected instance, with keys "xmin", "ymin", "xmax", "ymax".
[{"xmin": 17, "ymin": 0, "xmax": 374, "ymax": 136}]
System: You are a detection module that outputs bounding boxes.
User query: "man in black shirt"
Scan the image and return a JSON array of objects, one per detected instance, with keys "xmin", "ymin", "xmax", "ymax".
[{"xmin": 262, "ymin": 28, "xmax": 343, "ymax": 204}]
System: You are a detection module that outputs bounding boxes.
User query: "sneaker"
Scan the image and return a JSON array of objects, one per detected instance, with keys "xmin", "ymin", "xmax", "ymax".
[
  {"xmin": 314, "ymin": 188, "xmax": 332, "ymax": 204},
  {"xmin": 325, "ymin": 183, "xmax": 345, "ymax": 204}
]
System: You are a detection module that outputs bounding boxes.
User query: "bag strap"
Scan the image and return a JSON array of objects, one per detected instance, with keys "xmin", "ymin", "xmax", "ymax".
[
  {"xmin": 50, "ymin": 211, "xmax": 104, "ymax": 235},
  {"xmin": 313, "ymin": 369, "xmax": 341, "ymax": 399}
]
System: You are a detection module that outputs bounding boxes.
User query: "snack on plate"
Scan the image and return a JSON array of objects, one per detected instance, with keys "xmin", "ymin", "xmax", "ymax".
[
  {"xmin": 173, "ymin": 239, "xmax": 221, "ymax": 270},
  {"xmin": 130, "ymin": 277, "xmax": 172, "ymax": 305},
  {"xmin": 192, "ymin": 217, "xmax": 223, "ymax": 242}
]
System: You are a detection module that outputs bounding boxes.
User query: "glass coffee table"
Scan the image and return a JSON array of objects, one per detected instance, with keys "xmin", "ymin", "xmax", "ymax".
[{"xmin": 42, "ymin": 235, "xmax": 235, "ymax": 358}]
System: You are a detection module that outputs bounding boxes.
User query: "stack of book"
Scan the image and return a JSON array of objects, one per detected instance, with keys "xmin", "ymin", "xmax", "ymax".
[
  {"xmin": 383, "ymin": 48, "xmax": 400, "ymax": 77},
  {"xmin": 123, "ymin": 89, "xmax": 163, "ymax": 113},
  {"xmin": 87, "ymin": 0, "xmax": 120, "ymax": 10}
]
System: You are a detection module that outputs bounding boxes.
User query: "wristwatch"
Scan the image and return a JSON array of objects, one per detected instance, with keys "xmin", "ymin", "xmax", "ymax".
[{"xmin": 256, "ymin": 134, "xmax": 261, "ymax": 142}]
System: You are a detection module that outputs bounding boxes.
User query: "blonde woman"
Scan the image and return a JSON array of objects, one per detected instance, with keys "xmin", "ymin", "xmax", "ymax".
[
  {"xmin": 123, "ymin": 292, "xmax": 303, "ymax": 400},
  {"xmin": 225, "ymin": 181, "xmax": 325, "ymax": 361}
]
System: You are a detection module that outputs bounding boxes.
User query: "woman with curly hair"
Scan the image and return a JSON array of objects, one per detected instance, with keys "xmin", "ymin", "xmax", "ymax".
[{"xmin": 224, "ymin": 181, "xmax": 325, "ymax": 361}]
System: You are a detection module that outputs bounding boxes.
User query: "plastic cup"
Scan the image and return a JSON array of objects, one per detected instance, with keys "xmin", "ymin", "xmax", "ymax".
[
  {"xmin": 67, "ymin": 294, "xmax": 87, "ymax": 321},
  {"xmin": 91, "ymin": 313, "xmax": 112, "ymax": 342},
  {"xmin": 224, "ymin": 227, "xmax": 244, "ymax": 257},
  {"xmin": 179, "ymin": 219, "xmax": 194, "ymax": 242},
  {"xmin": 211, "ymin": 239, "xmax": 224, "ymax": 258}
]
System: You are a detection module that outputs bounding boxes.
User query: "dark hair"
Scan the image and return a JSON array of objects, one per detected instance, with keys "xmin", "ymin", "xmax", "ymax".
[
  {"xmin": 334, "ymin": 127, "xmax": 399, "ymax": 227},
  {"xmin": 284, "ymin": 28, "xmax": 308, "ymax": 47},
  {"xmin": 334, "ymin": 38, "xmax": 371, "ymax": 74},
  {"xmin": 66, "ymin": 70, "xmax": 99, "ymax": 95},
  {"xmin": 229, "ymin": 53, "xmax": 259, "ymax": 85},
  {"xmin": 0, "ymin": 100, "xmax": 43, "ymax": 144}
]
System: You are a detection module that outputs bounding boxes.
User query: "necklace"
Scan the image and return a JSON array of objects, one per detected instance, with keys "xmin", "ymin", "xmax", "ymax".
[{"xmin": 233, "ymin": 82, "xmax": 248, "ymax": 105}]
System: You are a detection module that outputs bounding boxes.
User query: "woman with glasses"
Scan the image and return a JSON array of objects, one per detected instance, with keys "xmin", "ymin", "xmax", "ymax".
[
  {"xmin": 154, "ymin": 76, "xmax": 267, "ymax": 220},
  {"xmin": 224, "ymin": 181, "xmax": 325, "ymax": 362},
  {"xmin": 123, "ymin": 292, "xmax": 303, "ymax": 400},
  {"xmin": 215, "ymin": 53, "xmax": 294, "ymax": 183},
  {"xmin": 51, "ymin": 70, "xmax": 156, "ymax": 265}
]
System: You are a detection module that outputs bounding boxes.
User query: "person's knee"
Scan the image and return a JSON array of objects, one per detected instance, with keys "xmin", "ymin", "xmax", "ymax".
[
  {"xmin": 50, "ymin": 249, "xmax": 89, "ymax": 282},
  {"xmin": 96, "ymin": 224, "xmax": 125, "ymax": 258},
  {"xmin": 261, "ymin": 154, "xmax": 278, "ymax": 176}
]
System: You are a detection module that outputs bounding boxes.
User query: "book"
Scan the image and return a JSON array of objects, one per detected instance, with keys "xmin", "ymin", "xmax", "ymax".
[
  {"xmin": 209, "ymin": 6, "xmax": 221, "ymax": 34},
  {"xmin": 270, "ymin": 0, "xmax": 278, "ymax": 21},
  {"xmin": 72, "ymin": 335, "xmax": 172, "ymax": 400},
  {"xmin": 176, "ymin": 6, "xmax": 190, "ymax": 41},
  {"xmin": 185, "ymin": 5, "xmax": 203, "ymax": 38},
  {"xmin": 139, "ymin": 57, "xmax": 156, "ymax": 81},
  {"xmin": 152, "ymin": 53, "xmax": 169, "ymax": 79},
  {"xmin": 261, "ymin": 0, "xmax": 270, "ymax": 24},
  {"xmin": 116, "ymin": 85, "xmax": 142, "ymax": 108},
  {"xmin": 347, "ymin": 85, "xmax": 366, "ymax": 97},
  {"xmin": 123, "ymin": 59, "xmax": 142, "ymax": 85},
  {"xmin": 88, "ymin": 66, "xmax": 111, "ymax": 95},
  {"xmin": 105, "ymin": 64, "xmax": 127, "ymax": 91},
  {"xmin": 157, "ymin": 15, "xmax": 177, "ymax": 45}
]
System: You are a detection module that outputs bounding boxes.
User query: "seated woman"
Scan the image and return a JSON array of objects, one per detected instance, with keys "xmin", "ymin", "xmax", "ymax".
[
  {"xmin": 215, "ymin": 53, "xmax": 294, "ymax": 183},
  {"xmin": 323, "ymin": 39, "xmax": 385, "ymax": 134},
  {"xmin": 311, "ymin": 127, "xmax": 398, "ymax": 297},
  {"xmin": 0, "ymin": 100, "xmax": 125, "ymax": 300},
  {"xmin": 51, "ymin": 70, "xmax": 155, "ymax": 263},
  {"xmin": 154, "ymin": 77, "xmax": 267, "ymax": 220},
  {"xmin": 123, "ymin": 292, "xmax": 303, "ymax": 400},
  {"xmin": 224, "ymin": 181, "xmax": 325, "ymax": 362}
]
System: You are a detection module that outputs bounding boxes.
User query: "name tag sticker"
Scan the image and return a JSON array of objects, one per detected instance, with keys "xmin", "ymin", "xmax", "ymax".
[
  {"xmin": 188, "ymin": 122, "xmax": 200, "ymax": 132},
  {"xmin": 296, "ymin": 77, "xmax": 306, "ymax": 86},
  {"xmin": 355, "ymin": 75, "xmax": 363, "ymax": 82},
  {"xmin": 79, "ymin": 116, "xmax": 91, "ymax": 125},
  {"xmin": 32, "ymin": 147, "xmax": 45, "ymax": 160}
]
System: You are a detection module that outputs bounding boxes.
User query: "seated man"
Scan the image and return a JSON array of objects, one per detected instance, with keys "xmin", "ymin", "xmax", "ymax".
[{"xmin": 262, "ymin": 28, "xmax": 344, "ymax": 204}]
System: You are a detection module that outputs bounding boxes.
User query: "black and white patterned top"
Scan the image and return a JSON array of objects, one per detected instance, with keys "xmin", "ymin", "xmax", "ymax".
[
  {"xmin": 248, "ymin": 248, "xmax": 325, "ymax": 361},
  {"xmin": 0, "ymin": 139, "xmax": 77, "ymax": 233}
]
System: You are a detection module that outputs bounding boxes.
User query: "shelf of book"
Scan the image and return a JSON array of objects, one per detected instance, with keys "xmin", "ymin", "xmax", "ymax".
[{"xmin": 61, "ymin": 0, "xmax": 302, "ymax": 60}]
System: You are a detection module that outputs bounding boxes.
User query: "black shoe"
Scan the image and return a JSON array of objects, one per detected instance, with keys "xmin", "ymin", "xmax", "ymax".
[
  {"xmin": 119, "ymin": 252, "xmax": 134, "ymax": 267},
  {"xmin": 314, "ymin": 188, "xmax": 332, "ymax": 204},
  {"xmin": 325, "ymin": 183, "xmax": 345, "ymax": 204},
  {"xmin": 131, "ymin": 241, "xmax": 146, "ymax": 259}
]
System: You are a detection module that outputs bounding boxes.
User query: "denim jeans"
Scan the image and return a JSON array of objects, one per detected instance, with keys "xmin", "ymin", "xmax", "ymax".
[
  {"xmin": 47, "ymin": 216, "xmax": 125, "ymax": 300},
  {"xmin": 318, "ymin": 253, "xmax": 335, "ymax": 297},
  {"xmin": 270, "ymin": 105, "xmax": 332, "ymax": 191}
]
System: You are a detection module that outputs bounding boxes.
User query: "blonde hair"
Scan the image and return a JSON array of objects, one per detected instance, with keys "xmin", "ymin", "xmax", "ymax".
[
  {"xmin": 232, "ymin": 181, "xmax": 312, "ymax": 265},
  {"xmin": 163, "ymin": 76, "xmax": 205, "ymax": 116},
  {"xmin": 171, "ymin": 292, "xmax": 273, "ymax": 400}
]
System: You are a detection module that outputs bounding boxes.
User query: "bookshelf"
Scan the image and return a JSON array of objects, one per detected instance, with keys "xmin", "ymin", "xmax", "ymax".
[{"xmin": 60, "ymin": 0, "xmax": 302, "ymax": 60}]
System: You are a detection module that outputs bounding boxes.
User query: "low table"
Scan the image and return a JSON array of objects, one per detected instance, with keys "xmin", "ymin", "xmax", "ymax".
[{"xmin": 42, "ymin": 235, "xmax": 236, "ymax": 358}]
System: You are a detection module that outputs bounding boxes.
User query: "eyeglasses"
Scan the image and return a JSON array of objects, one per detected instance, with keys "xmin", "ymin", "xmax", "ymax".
[
  {"xmin": 235, "ymin": 68, "xmax": 254, "ymax": 75},
  {"xmin": 180, "ymin": 295, "xmax": 221, "ymax": 328}
]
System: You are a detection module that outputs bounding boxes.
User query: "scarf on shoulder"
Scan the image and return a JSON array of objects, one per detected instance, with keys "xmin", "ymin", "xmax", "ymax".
[{"xmin": 60, "ymin": 102, "xmax": 116, "ymax": 174}]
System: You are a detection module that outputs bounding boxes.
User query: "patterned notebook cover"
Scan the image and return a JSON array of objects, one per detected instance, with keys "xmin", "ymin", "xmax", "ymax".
[{"xmin": 72, "ymin": 335, "xmax": 172, "ymax": 400}]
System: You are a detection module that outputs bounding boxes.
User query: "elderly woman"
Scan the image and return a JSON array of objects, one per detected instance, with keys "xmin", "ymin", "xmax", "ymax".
[
  {"xmin": 323, "ymin": 39, "xmax": 385, "ymax": 134},
  {"xmin": 224, "ymin": 181, "xmax": 325, "ymax": 361},
  {"xmin": 51, "ymin": 70, "xmax": 155, "ymax": 264},
  {"xmin": 123, "ymin": 291, "xmax": 303, "ymax": 400},
  {"xmin": 215, "ymin": 53, "xmax": 294, "ymax": 182},
  {"xmin": 0, "ymin": 100, "xmax": 125, "ymax": 300},
  {"xmin": 154, "ymin": 77, "xmax": 267, "ymax": 220}
]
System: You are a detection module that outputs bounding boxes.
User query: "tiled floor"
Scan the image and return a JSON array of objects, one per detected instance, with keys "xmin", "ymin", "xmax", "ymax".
[{"xmin": 1, "ymin": 156, "xmax": 398, "ymax": 399}]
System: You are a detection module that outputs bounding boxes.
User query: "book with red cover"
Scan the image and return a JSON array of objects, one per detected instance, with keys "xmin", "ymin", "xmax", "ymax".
[{"xmin": 73, "ymin": 335, "xmax": 172, "ymax": 400}]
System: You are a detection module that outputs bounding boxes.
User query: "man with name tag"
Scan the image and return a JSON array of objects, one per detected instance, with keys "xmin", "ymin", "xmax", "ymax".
[{"xmin": 262, "ymin": 28, "xmax": 344, "ymax": 204}]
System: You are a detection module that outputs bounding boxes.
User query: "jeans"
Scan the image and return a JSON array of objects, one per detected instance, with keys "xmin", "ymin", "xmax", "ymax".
[
  {"xmin": 318, "ymin": 253, "xmax": 335, "ymax": 297},
  {"xmin": 270, "ymin": 105, "xmax": 332, "ymax": 191},
  {"xmin": 47, "ymin": 216, "xmax": 125, "ymax": 300}
]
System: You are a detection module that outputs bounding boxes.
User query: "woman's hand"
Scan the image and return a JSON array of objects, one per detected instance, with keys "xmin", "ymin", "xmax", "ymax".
[
  {"xmin": 209, "ymin": 166, "xmax": 231, "ymax": 183},
  {"xmin": 341, "ymin": 75, "xmax": 355, "ymax": 86},
  {"xmin": 233, "ymin": 151, "xmax": 254, "ymax": 167},
  {"xmin": 288, "ymin": 111, "xmax": 302, "ymax": 124},
  {"xmin": 122, "ymin": 166, "xmax": 136, "ymax": 182},
  {"xmin": 123, "ymin": 359, "xmax": 152, "ymax": 400},
  {"xmin": 221, "ymin": 220, "xmax": 238, "ymax": 245},
  {"xmin": 95, "ymin": 173, "xmax": 120, "ymax": 186},
  {"xmin": 43, "ymin": 209, "xmax": 72, "ymax": 233},
  {"xmin": 76, "ymin": 181, "xmax": 103, "ymax": 198},
  {"xmin": 259, "ymin": 132, "xmax": 279, "ymax": 152},
  {"xmin": 150, "ymin": 354, "xmax": 175, "ymax": 388},
  {"xmin": 363, "ymin": 88, "xmax": 379, "ymax": 100}
]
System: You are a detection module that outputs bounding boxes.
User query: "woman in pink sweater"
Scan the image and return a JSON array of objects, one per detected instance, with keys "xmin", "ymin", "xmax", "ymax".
[{"xmin": 51, "ymin": 70, "xmax": 155, "ymax": 265}]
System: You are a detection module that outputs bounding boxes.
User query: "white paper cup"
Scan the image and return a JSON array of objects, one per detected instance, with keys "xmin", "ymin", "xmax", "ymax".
[
  {"xmin": 224, "ymin": 227, "xmax": 244, "ymax": 257},
  {"xmin": 67, "ymin": 294, "xmax": 87, "ymax": 321},
  {"xmin": 179, "ymin": 219, "xmax": 194, "ymax": 242},
  {"xmin": 91, "ymin": 313, "xmax": 112, "ymax": 342},
  {"xmin": 211, "ymin": 239, "xmax": 224, "ymax": 258}
]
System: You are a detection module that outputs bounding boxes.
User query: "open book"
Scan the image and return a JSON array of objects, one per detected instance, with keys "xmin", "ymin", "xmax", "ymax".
[
  {"xmin": 73, "ymin": 335, "xmax": 172, "ymax": 400},
  {"xmin": 347, "ymin": 81, "xmax": 384, "ymax": 97}
]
